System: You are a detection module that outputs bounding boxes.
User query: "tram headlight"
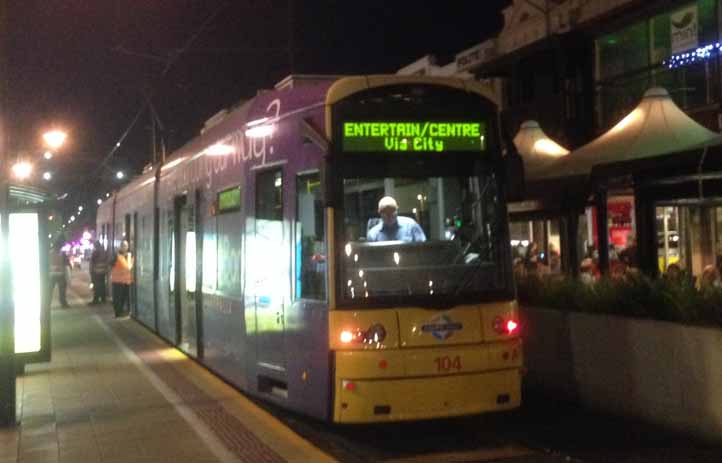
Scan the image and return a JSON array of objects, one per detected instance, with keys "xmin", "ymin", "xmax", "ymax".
[{"xmin": 340, "ymin": 330, "xmax": 355, "ymax": 343}]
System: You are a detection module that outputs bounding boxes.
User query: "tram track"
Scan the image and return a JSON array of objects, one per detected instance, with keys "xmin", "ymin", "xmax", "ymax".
[{"xmin": 251, "ymin": 401, "xmax": 574, "ymax": 463}]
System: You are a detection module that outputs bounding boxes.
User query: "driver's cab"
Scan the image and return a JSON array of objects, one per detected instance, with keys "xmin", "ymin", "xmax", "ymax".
[
  {"xmin": 339, "ymin": 174, "xmax": 504, "ymax": 304},
  {"xmin": 327, "ymin": 77, "xmax": 514, "ymax": 308}
]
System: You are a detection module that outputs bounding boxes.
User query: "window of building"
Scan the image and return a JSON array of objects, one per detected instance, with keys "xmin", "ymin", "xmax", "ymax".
[
  {"xmin": 509, "ymin": 218, "xmax": 563, "ymax": 279},
  {"xmin": 596, "ymin": 1, "xmax": 720, "ymax": 129},
  {"xmin": 598, "ymin": 21, "xmax": 649, "ymax": 82}
]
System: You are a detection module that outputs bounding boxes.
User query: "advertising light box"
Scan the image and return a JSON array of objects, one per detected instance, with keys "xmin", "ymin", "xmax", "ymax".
[
  {"xmin": 10, "ymin": 213, "xmax": 42, "ymax": 355},
  {"xmin": 342, "ymin": 121, "xmax": 485, "ymax": 153}
]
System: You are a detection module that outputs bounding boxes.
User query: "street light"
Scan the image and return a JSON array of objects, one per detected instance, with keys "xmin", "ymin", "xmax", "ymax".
[
  {"xmin": 96, "ymin": 198, "xmax": 102, "ymax": 205},
  {"xmin": 116, "ymin": 171, "xmax": 125, "ymax": 179},
  {"xmin": 42, "ymin": 171, "xmax": 51, "ymax": 181},
  {"xmin": 42, "ymin": 130, "xmax": 67, "ymax": 150},
  {"xmin": 43, "ymin": 151, "xmax": 53, "ymax": 160},
  {"xmin": 11, "ymin": 162, "xmax": 32, "ymax": 180},
  {"xmin": 77, "ymin": 206, "xmax": 83, "ymax": 212}
]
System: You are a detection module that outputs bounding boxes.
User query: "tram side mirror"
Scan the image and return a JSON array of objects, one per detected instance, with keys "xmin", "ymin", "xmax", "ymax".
[
  {"xmin": 499, "ymin": 121, "xmax": 525, "ymax": 202},
  {"xmin": 503, "ymin": 149, "xmax": 525, "ymax": 202},
  {"xmin": 320, "ymin": 157, "xmax": 338, "ymax": 208}
]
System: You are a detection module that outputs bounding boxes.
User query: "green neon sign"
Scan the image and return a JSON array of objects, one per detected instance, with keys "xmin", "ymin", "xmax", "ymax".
[{"xmin": 342, "ymin": 121, "xmax": 485, "ymax": 153}]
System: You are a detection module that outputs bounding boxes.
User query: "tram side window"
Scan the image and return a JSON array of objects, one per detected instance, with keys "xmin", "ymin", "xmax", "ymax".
[
  {"xmin": 256, "ymin": 170, "xmax": 283, "ymax": 221},
  {"xmin": 296, "ymin": 173, "xmax": 326, "ymax": 300}
]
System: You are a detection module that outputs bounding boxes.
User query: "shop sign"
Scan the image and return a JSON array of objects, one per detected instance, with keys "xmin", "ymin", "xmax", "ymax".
[
  {"xmin": 455, "ymin": 41, "xmax": 496, "ymax": 72},
  {"xmin": 670, "ymin": 5, "xmax": 698, "ymax": 54}
]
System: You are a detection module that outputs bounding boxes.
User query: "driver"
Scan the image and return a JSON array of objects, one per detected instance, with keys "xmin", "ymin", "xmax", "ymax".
[{"xmin": 367, "ymin": 196, "xmax": 426, "ymax": 242}]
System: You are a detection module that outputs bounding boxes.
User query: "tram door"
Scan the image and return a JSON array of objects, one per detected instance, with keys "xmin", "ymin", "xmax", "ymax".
[
  {"xmin": 124, "ymin": 214, "xmax": 138, "ymax": 316},
  {"xmin": 172, "ymin": 195, "xmax": 198, "ymax": 357},
  {"xmin": 251, "ymin": 169, "xmax": 287, "ymax": 375}
]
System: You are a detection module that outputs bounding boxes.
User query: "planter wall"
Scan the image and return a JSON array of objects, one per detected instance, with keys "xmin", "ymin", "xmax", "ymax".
[{"xmin": 521, "ymin": 307, "xmax": 722, "ymax": 442}]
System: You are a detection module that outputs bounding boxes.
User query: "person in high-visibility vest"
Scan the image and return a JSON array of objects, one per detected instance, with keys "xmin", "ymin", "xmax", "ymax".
[
  {"xmin": 48, "ymin": 240, "xmax": 71, "ymax": 308},
  {"xmin": 110, "ymin": 240, "xmax": 133, "ymax": 318}
]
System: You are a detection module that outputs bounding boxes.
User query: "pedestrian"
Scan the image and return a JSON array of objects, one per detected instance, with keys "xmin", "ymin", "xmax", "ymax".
[
  {"xmin": 110, "ymin": 240, "xmax": 133, "ymax": 318},
  {"xmin": 48, "ymin": 239, "xmax": 70, "ymax": 308},
  {"xmin": 89, "ymin": 240, "xmax": 108, "ymax": 304}
]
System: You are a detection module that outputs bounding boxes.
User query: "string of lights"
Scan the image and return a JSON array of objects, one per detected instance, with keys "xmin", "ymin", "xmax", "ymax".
[{"xmin": 663, "ymin": 42, "xmax": 722, "ymax": 69}]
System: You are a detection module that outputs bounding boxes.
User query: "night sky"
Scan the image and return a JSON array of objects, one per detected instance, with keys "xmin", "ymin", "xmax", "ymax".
[{"xmin": 7, "ymin": 0, "xmax": 509, "ymax": 232}]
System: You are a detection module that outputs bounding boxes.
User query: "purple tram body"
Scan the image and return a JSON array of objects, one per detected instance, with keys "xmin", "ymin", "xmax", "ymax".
[{"xmin": 98, "ymin": 76, "xmax": 334, "ymax": 419}]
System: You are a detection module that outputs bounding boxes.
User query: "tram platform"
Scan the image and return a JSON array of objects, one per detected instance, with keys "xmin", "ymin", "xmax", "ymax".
[{"xmin": 0, "ymin": 276, "xmax": 333, "ymax": 463}]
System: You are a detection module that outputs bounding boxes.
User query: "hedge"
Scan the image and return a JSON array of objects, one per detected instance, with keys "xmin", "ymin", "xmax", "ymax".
[{"xmin": 516, "ymin": 273, "xmax": 722, "ymax": 327}]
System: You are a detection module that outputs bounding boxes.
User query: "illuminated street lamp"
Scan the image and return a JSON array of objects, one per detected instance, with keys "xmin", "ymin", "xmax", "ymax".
[
  {"xmin": 105, "ymin": 193, "xmax": 110, "ymax": 198},
  {"xmin": 96, "ymin": 198, "xmax": 102, "ymax": 205},
  {"xmin": 42, "ymin": 171, "xmax": 52, "ymax": 181},
  {"xmin": 77, "ymin": 205, "xmax": 83, "ymax": 212},
  {"xmin": 43, "ymin": 151, "xmax": 53, "ymax": 160},
  {"xmin": 42, "ymin": 130, "xmax": 67, "ymax": 150},
  {"xmin": 116, "ymin": 171, "xmax": 124, "ymax": 180},
  {"xmin": 11, "ymin": 162, "xmax": 32, "ymax": 180}
]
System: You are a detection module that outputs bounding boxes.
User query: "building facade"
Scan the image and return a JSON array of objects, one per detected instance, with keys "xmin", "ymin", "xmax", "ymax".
[{"xmin": 399, "ymin": 0, "xmax": 722, "ymax": 278}]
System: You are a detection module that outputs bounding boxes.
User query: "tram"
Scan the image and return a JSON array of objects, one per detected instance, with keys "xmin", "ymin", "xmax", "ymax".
[{"xmin": 97, "ymin": 75, "xmax": 522, "ymax": 423}]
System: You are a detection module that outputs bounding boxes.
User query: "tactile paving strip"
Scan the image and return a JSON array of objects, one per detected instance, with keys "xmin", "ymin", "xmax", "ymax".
[{"xmin": 113, "ymin": 322, "xmax": 286, "ymax": 463}]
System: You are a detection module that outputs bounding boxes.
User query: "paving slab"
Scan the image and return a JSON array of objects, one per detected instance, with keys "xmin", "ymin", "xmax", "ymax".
[{"xmin": 0, "ymin": 278, "xmax": 333, "ymax": 463}]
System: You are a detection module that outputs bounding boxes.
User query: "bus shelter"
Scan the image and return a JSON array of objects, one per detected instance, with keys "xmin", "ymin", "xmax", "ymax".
[{"xmin": 533, "ymin": 87, "xmax": 722, "ymax": 278}]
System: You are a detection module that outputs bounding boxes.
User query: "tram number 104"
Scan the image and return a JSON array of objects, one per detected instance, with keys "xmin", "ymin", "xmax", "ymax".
[{"xmin": 434, "ymin": 355, "xmax": 462, "ymax": 373}]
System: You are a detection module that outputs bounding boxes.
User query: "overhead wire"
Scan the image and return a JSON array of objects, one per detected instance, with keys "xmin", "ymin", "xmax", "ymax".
[{"xmin": 89, "ymin": 2, "xmax": 229, "ymax": 181}]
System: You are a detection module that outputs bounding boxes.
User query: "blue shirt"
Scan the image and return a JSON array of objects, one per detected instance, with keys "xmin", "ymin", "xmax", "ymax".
[{"xmin": 367, "ymin": 216, "xmax": 426, "ymax": 242}]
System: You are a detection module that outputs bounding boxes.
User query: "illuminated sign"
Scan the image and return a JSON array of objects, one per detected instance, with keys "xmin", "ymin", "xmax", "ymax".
[
  {"xmin": 217, "ymin": 187, "xmax": 241, "ymax": 213},
  {"xmin": 343, "ymin": 121, "xmax": 485, "ymax": 153},
  {"xmin": 10, "ymin": 213, "xmax": 42, "ymax": 354}
]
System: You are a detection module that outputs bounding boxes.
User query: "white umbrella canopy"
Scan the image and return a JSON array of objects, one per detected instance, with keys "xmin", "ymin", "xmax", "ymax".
[
  {"xmin": 536, "ymin": 87, "xmax": 722, "ymax": 180},
  {"xmin": 512, "ymin": 120, "xmax": 569, "ymax": 179}
]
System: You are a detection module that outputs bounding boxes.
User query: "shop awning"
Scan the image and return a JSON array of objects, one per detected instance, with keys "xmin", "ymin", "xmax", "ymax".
[
  {"xmin": 513, "ymin": 120, "xmax": 569, "ymax": 180},
  {"xmin": 536, "ymin": 87, "xmax": 722, "ymax": 180}
]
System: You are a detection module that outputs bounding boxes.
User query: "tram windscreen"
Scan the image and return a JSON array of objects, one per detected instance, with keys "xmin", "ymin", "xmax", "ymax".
[{"xmin": 340, "ymin": 174, "xmax": 507, "ymax": 302}]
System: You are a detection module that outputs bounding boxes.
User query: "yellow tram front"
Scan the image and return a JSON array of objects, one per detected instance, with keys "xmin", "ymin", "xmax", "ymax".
[{"xmin": 323, "ymin": 76, "xmax": 522, "ymax": 423}]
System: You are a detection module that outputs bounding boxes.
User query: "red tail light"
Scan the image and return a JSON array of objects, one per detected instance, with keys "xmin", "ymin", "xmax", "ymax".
[
  {"xmin": 493, "ymin": 316, "xmax": 519, "ymax": 335},
  {"xmin": 506, "ymin": 320, "xmax": 518, "ymax": 334}
]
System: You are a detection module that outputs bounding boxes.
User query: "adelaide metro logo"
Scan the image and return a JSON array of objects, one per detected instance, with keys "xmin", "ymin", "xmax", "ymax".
[{"xmin": 421, "ymin": 314, "xmax": 463, "ymax": 340}]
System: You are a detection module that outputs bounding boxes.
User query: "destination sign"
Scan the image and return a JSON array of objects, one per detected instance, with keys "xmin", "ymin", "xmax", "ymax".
[{"xmin": 342, "ymin": 121, "xmax": 485, "ymax": 153}]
